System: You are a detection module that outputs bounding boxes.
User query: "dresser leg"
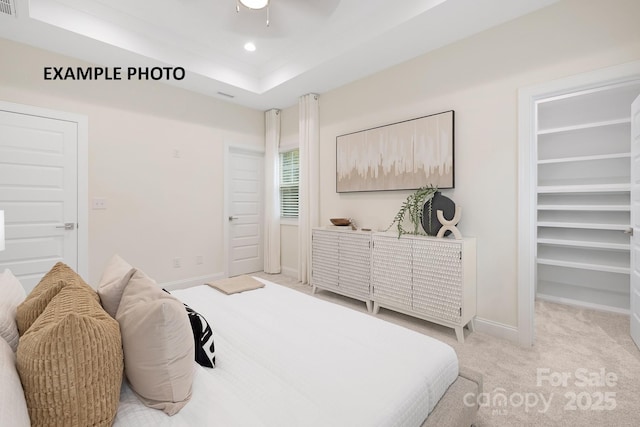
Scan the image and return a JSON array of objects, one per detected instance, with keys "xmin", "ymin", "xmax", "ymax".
[
  {"xmin": 372, "ymin": 302, "xmax": 380, "ymax": 315},
  {"xmin": 366, "ymin": 300, "xmax": 373, "ymax": 313},
  {"xmin": 467, "ymin": 319, "xmax": 475, "ymax": 332},
  {"xmin": 455, "ymin": 327, "xmax": 465, "ymax": 343},
  {"xmin": 311, "ymin": 285, "xmax": 317, "ymax": 294}
]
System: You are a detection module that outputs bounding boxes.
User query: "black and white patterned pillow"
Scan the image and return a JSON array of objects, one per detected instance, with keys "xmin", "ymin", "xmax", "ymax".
[
  {"xmin": 184, "ymin": 304, "xmax": 216, "ymax": 368},
  {"xmin": 162, "ymin": 289, "xmax": 216, "ymax": 368}
]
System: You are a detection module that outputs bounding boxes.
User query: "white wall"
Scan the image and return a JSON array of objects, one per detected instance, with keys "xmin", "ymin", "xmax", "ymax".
[
  {"xmin": 0, "ymin": 38, "xmax": 263, "ymax": 286},
  {"xmin": 315, "ymin": 0, "xmax": 640, "ymax": 328}
]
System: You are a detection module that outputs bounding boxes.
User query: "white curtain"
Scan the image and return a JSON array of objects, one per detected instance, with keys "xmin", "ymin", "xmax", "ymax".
[
  {"xmin": 263, "ymin": 109, "xmax": 281, "ymax": 273},
  {"xmin": 298, "ymin": 94, "xmax": 320, "ymax": 284}
]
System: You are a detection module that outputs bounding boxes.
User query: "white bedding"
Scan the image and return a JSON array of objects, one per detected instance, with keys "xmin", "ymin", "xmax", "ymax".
[{"xmin": 114, "ymin": 278, "xmax": 458, "ymax": 427}]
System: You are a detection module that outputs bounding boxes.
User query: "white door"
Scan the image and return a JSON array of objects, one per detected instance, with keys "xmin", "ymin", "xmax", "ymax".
[
  {"xmin": 227, "ymin": 147, "xmax": 264, "ymax": 277},
  {"xmin": 631, "ymin": 94, "xmax": 640, "ymax": 350},
  {"xmin": 0, "ymin": 109, "xmax": 79, "ymax": 292}
]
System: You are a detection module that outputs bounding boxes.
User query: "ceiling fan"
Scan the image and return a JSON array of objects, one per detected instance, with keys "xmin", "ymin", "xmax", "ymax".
[
  {"xmin": 236, "ymin": 0, "xmax": 271, "ymax": 26},
  {"xmin": 237, "ymin": 0, "xmax": 269, "ymax": 9},
  {"xmin": 223, "ymin": 0, "xmax": 341, "ymax": 37}
]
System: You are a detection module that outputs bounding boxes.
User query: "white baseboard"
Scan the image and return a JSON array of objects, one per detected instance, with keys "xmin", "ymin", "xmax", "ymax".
[
  {"xmin": 161, "ymin": 272, "xmax": 225, "ymax": 291},
  {"xmin": 473, "ymin": 317, "xmax": 519, "ymax": 344},
  {"xmin": 281, "ymin": 266, "xmax": 298, "ymax": 278}
]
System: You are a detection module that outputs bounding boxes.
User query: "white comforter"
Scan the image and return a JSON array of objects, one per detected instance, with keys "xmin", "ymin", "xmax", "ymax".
[{"xmin": 114, "ymin": 278, "xmax": 458, "ymax": 427}]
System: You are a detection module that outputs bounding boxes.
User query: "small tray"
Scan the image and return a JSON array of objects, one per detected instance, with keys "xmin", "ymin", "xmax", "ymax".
[{"xmin": 330, "ymin": 218, "xmax": 351, "ymax": 226}]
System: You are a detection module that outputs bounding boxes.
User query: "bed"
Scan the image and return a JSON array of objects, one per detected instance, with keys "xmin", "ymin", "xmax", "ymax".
[
  {"xmin": 114, "ymin": 278, "xmax": 481, "ymax": 427},
  {"xmin": 1, "ymin": 265, "xmax": 480, "ymax": 427}
]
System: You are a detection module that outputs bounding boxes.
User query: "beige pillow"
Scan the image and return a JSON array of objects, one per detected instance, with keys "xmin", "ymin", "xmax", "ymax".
[
  {"xmin": 116, "ymin": 269, "xmax": 194, "ymax": 415},
  {"xmin": 0, "ymin": 337, "xmax": 30, "ymax": 427},
  {"xmin": 0, "ymin": 269, "xmax": 26, "ymax": 352},
  {"xmin": 206, "ymin": 275, "xmax": 265, "ymax": 295},
  {"xmin": 97, "ymin": 254, "xmax": 136, "ymax": 317},
  {"xmin": 16, "ymin": 262, "xmax": 97, "ymax": 335},
  {"xmin": 17, "ymin": 285, "xmax": 123, "ymax": 427}
]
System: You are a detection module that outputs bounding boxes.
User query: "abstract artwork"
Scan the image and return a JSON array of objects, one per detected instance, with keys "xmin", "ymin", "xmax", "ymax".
[{"xmin": 336, "ymin": 110, "xmax": 454, "ymax": 192}]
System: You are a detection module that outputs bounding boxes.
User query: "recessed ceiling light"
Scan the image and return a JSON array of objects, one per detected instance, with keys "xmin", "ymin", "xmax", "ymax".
[{"xmin": 244, "ymin": 42, "xmax": 256, "ymax": 52}]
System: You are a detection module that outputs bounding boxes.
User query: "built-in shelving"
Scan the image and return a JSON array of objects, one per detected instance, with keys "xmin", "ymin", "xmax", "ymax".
[
  {"xmin": 537, "ymin": 258, "xmax": 629, "ymax": 274},
  {"xmin": 537, "ymin": 152, "xmax": 630, "ymax": 165},
  {"xmin": 537, "ymin": 238, "xmax": 630, "ymax": 251},
  {"xmin": 537, "ymin": 183, "xmax": 630, "ymax": 194},
  {"xmin": 537, "ymin": 280, "xmax": 630, "ymax": 314},
  {"xmin": 537, "ymin": 118, "xmax": 631, "ymax": 135},
  {"xmin": 537, "ymin": 222, "xmax": 628, "ymax": 231},
  {"xmin": 537, "ymin": 205, "xmax": 630, "ymax": 211},
  {"xmin": 535, "ymin": 80, "xmax": 640, "ymax": 313}
]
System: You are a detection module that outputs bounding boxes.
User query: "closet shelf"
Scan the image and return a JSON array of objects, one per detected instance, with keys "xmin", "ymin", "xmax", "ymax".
[
  {"xmin": 537, "ymin": 238, "xmax": 630, "ymax": 251},
  {"xmin": 538, "ymin": 279, "xmax": 630, "ymax": 296},
  {"xmin": 536, "ymin": 281, "xmax": 630, "ymax": 314},
  {"xmin": 537, "ymin": 118, "xmax": 631, "ymax": 135},
  {"xmin": 537, "ymin": 183, "xmax": 630, "ymax": 194},
  {"xmin": 537, "ymin": 258, "xmax": 630, "ymax": 274},
  {"xmin": 537, "ymin": 204, "xmax": 630, "ymax": 212},
  {"xmin": 537, "ymin": 152, "xmax": 630, "ymax": 165},
  {"xmin": 537, "ymin": 221, "xmax": 629, "ymax": 231}
]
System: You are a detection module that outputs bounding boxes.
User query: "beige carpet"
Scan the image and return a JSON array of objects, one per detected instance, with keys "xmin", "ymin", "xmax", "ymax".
[{"xmin": 254, "ymin": 272, "xmax": 640, "ymax": 426}]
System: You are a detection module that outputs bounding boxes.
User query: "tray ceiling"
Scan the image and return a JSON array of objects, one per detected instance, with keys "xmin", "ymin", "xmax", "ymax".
[{"xmin": 0, "ymin": 0, "xmax": 559, "ymax": 109}]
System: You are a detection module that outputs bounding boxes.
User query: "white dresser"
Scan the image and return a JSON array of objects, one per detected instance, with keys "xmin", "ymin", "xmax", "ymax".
[
  {"xmin": 311, "ymin": 228, "xmax": 476, "ymax": 342},
  {"xmin": 311, "ymin": 228, "xmax": 373, "ymax": 311}
]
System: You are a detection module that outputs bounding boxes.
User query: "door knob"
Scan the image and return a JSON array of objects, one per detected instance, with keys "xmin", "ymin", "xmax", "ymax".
[{"xmin": 56, "ymin": 223, "xmax": 75, "ymax": 230}]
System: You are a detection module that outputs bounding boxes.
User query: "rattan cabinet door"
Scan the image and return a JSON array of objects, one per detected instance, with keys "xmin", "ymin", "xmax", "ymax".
[
  {"xmin": 412, "ymin": 239, "xmax": 463, "ymax": 324},
  {"xmin": 338, "ymin": 233, "xmax": 371, "ymax": 298},
  {"xmin": 372, "ymin": 235, "xmax": 412, "ymax": 309},
  {"xmin": 311, "ymin": 230, "xmax": 339, "ymax": 290}
]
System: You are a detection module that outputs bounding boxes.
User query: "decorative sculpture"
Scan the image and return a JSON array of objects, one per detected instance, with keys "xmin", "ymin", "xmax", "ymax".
[{"xmin": 436, "ymin": 207, "xmax": 462, "ymax": 239}]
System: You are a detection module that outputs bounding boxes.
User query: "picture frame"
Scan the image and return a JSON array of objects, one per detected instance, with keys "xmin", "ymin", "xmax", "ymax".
[{"xmin": 336, "ymin": 110, "xmax": 454, "ymax": 193}]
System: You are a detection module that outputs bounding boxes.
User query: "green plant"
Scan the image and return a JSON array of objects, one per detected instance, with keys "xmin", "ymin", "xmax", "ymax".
[{"xmin": 385, "ymin": 185, "xmax": 438, "ymax": 238}]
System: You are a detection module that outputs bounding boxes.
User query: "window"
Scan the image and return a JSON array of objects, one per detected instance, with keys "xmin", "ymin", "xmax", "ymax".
[{"xmin": 280, "ymin": 149, "xmax": 299, "ymax": 218}]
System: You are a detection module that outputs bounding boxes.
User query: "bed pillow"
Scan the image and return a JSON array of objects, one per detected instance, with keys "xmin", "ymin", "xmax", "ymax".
[
  {"xmin": 163, "ymin": 289, "xmax": 216, "ymax": 369},
  {"xmin": 16, "ymin": 285, "xmax": 123, "ymax": 427},
  {"xmin": 116, "ymin": 270, "xmax": 194, "ymax": 416},
  {"xmin": 16, "ymin": 262, "xmax": 97, "ymax": 335},
  {"xmin": 97, "ymin": 255, "xmax": 136, "ymax": 318},
  {"xmin": 0, "ymin": 338, "xmax": 30, "ymax": 427},
  {"xmin": 0, "ymin": 269, "xmax": 26, "ymax": 352},
  {"xmin": 185, "ymin": 304, "xmax": 216, "ymax": 368}
]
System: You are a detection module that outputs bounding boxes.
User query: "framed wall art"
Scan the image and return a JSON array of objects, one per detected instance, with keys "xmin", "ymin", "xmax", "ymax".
[{"xmin": 336, "ymin": 110, "xmax": 454, "ymax": 193}]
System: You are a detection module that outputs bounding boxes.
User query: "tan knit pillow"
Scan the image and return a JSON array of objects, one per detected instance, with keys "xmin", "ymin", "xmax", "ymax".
[
  {"xmin": 16, "ymin": 286, "xmax": 123, "ymax": 427},
  {"xmin": 116, "ymin": 269, "xmax": 194, "ymax": 415},
  {"xmin": 16, "ymin": 262, "xmax": 97, "ymax": 335}
]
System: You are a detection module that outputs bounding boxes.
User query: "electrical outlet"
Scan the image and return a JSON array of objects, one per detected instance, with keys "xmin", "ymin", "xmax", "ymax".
[
  {"xmin": 196, "ymin": 255, "xmax": 203, "ymax": 265},
  {"xmin": 173, "ymin": 258, "xmax": 181, "ymax": 268},
  {"xmin": 92, "ymin": 197, "xmax": 107, "ymax": 210}
]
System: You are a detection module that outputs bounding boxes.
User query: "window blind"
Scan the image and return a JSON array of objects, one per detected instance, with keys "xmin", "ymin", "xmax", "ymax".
[{"xmin": 280, "ymin": 149, "xmax": 299, "ymax": 218}]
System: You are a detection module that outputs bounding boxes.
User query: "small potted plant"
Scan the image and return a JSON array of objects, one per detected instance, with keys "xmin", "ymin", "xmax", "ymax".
[{"xmin": 385, "ymin": 185, "xmax": 438, "ymax": 238}]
